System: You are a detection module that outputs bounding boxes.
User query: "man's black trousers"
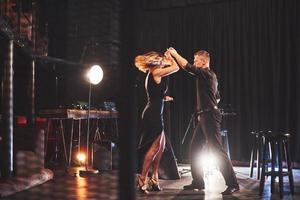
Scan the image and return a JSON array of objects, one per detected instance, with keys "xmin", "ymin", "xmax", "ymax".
[{"xmin": 190, "ymin": 109, "xmax": 238, "ymax": 187}]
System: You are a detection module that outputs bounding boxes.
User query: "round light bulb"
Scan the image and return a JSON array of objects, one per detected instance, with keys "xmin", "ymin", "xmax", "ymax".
[{"xmin": 87, "ymin": 65, "xmax": 103, "ymax": 85}]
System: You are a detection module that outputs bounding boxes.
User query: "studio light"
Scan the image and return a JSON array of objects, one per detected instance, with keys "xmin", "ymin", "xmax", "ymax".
[
  {"xmin": 87, "ymin": 65, "xmax": 103, "ymax": 85},
  {"xmin": 200, "ymin": 153, "xmax": 218, "ymax": 169},
  {"xmin": 196, "ymin": 151, "xmax": 218, "ymax": 178},
  {"xmin": 79, "ymin": 64, "xmax": 104, "ymax": 176},
  {"xmin": 76, "ymin": 152, "xmax": 86, "ymax": 164}
]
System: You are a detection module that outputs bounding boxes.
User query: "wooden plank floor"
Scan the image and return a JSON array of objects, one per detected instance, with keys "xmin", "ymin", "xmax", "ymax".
[{"xmin": 2, "ymin": 165, "xmax": 299, "ymax": 200}]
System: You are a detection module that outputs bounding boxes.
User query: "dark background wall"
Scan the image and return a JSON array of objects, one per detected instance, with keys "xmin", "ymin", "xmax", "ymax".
[
  {"xmin": 129, "ymin": 0, "xmax": 300, "ymax": 162},
  {"xmin": 36, "ymin": 0, "xmax": 121, "ymax": 109},
  {"xmin": 4, "ymin": 0, "xmax": 300, "ymax": 164}
]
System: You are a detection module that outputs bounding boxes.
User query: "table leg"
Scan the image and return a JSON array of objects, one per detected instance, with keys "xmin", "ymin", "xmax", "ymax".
[
  {"xmin": 68, "ymin": 119, "xmax": 74, "ymax": 166},
  {"xmin": 59, "ymin": 119, "xmax": 68, "ymax": 167}
]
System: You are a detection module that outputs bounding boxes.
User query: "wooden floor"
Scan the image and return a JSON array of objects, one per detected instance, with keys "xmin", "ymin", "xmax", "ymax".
[{"xmin": 2, "ymin": 165, "xmax": 299, "ymax": 200}]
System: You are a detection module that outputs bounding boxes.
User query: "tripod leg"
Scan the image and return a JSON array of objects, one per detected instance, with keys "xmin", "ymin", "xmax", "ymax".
[{"xmin": 181, "ymin": 113, "xmax": 196, "ymax": 144}]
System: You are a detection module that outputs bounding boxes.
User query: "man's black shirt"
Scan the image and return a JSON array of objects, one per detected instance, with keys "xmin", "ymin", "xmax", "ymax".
[{"xmin": 184, "ymin": 63, "xmax": 220, "ymax": 111}]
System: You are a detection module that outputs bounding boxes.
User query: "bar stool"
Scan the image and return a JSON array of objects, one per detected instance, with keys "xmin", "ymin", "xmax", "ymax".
[
  {"xmin": 259, "ymin": 132, "xmax": 294, "ymax": 198},
  {"xmin": 249, "ymin": 130, "xmax": 272, "ymax": 179},
  {"xmin": 221, "ymin": 129, "xmax": 230, "ymax": 159}
]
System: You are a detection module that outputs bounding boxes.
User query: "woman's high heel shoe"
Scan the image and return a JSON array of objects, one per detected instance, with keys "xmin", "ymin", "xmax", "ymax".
[
  {"xmin": 149, "ymin": 177, "xmax": 162, "ymax": 191},
  {"xmin": 137, "ymin": 175, "xmax": 149, "ymax": 194}
]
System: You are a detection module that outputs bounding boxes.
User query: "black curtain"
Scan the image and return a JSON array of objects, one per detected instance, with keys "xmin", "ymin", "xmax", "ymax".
[{"xmin": 131, "ymin": 0, "xmax": 300, "ymax": 162}]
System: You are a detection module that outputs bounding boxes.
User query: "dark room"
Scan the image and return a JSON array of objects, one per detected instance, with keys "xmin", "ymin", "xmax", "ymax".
[{"xmin": 0, "ymin": 0, "xmax": 300, "ymax": 199}]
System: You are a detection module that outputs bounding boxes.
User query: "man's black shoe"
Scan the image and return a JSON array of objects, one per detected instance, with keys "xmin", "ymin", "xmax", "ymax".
[
  {"xmin": 221, "ymin": 186, "xmax": 240, "ymax": 195},
  {"xmin": 183, "ymin": 183, "xmax": 205, "ymax": 190}
]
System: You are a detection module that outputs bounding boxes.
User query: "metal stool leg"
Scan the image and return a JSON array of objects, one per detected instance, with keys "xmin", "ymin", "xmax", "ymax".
[
  {"xmin": 257, "ymin": 135, "xmax": 261, "ymax": 180},
  {"xmin": 278, "ymin": 141, "xmax": 284, "ymax": 198},
  {"xmin": 225, "ymin": 130, "xmax": 230, "ymax": 159},
  {"xmin": 270, "ymin": 141, "xmax": 276, "ymax": 194},
  {"xmin": 259, "ymin": 137, "xmax": 267, "ymax": 195},
  {"xmin": 284, "ymin": 140, "xmax": 294, "ymax": 195},
  {"xmin": 250, "ymin": 134, "xmax": 257, "ymax": 177}
]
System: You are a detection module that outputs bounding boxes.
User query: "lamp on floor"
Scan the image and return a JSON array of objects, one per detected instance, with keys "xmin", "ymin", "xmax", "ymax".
[{"xmin": 79, "ymin": 65, "xmax": 103, "ymax": 176}]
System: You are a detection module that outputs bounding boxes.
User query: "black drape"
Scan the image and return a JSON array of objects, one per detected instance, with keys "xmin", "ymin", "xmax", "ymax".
[{"xmin": 131, "ymin": 0, "xmax": 300, "ymax": 162}]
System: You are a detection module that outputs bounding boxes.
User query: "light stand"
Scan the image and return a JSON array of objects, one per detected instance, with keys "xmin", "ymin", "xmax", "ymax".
[
  {"xmin": 181, "ymin": 111, "xmax": 196, "ymax": 144},
  {"xmin": 79, "ymin": 65, "xmax": 103, "ymax": 176}
]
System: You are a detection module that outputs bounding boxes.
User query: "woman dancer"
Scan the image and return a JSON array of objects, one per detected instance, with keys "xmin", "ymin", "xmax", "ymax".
[{"xmin": 134, "ymin": 51, "xmax": 179, "ymax": 194}]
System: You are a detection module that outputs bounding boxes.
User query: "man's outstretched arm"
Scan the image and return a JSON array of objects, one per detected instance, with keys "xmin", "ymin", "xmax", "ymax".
[{"xmin": 167, "ymin": 47, "xmax": 188, "ymax": 69}]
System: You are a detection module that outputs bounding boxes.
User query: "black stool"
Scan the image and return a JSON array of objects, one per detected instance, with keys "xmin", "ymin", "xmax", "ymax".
[
  {"xmin": 249, "ymin": 130, "xmax": 272, "ymax": 179},
  {"xmin": 259, "ymin": 132, "xmax": 294, "ymax": 198},
  {"xmin": 221, "ymin": 129, "xmax": 230, "ymax": 159}
]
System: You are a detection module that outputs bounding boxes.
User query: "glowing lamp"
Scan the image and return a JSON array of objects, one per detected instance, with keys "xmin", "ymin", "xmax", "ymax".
[
  {"xmin": 77, "ymin": 153, "xmax": 86, "ymax": 163},
  {"xmin": 87, "ymin": 65, "xmax": 103, "ymax": 85},
  {"xmin": 79, "ymin": 64, "xmax": 104, "ymax": 176}
]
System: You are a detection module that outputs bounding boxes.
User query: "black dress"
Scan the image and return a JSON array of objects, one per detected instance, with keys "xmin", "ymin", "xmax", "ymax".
[
  {"xmin": 138, "ymin": 72, "xmax": 167, "ymax": 148},
  {"xmin": 137, "ymin": 72, "xmax": 180, "ymax": 180}
]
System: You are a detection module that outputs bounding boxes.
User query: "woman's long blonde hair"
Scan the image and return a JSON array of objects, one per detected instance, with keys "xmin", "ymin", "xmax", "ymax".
[{"xmin": 134, "ymin": 51, "xmax": 163, "ymax": 73}]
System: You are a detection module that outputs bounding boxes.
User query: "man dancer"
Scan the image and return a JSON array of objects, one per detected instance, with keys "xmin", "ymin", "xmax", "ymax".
[{"xmin": 167, "ymin": 47, "xmax": 239, "ymax": 195}]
